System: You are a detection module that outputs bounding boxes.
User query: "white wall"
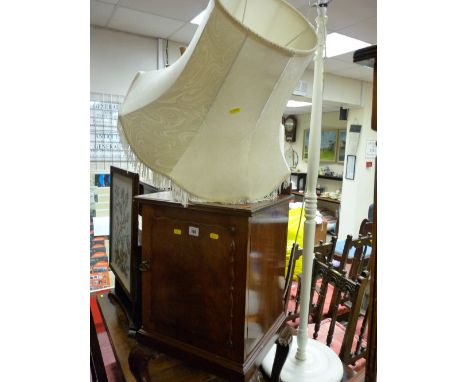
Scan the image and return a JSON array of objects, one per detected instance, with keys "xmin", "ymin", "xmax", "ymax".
[
  {"xmin": 285, "ymin": 81, "xmax": 375, "ymax": 239},
  {"xmin": 90, "ymin": 26, "xmax": 186, "ymax": 95},
  {"xmin": 285, "ymin": 69, "xmax": 370, "ymax": 201},
  {"xmin": 338, "ymin": 81, "xmax": 376, "ymax": 239},
  {"xmin": 90, "ymin": 27, "xmax": 188, "ymax": 175}
]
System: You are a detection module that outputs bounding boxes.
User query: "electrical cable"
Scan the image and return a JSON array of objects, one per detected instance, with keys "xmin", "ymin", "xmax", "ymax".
[{"xmin": 165, "ymin": 39, "xmax": 169, "ymax": 67}]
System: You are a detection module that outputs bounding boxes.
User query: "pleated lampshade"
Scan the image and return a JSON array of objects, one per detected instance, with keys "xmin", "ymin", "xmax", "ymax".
[{"xmin": 119, "ymin": 0, "xmax": 317, "ymax": 204}]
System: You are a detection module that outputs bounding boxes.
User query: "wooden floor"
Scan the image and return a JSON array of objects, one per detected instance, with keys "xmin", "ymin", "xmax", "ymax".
[
  {"xmin": 91, "ymin": 293, "xmax": 362, "ymax": 382},
  {"xmin": 93, "ymin": 293, "xmax": 234, "ymax": 382}
]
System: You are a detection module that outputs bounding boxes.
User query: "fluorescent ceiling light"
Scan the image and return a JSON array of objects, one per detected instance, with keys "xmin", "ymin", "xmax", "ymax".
[
  {"xmin": 326, "ymin": 33, "xmax": 371, "ymax": 58},
  {"xmin": 190, "ymin": 10, "xmax": 206, "ymax": 25},
  {"xmin": 287, "ymin": 100, "xmax": 312, "ymax": 108}
]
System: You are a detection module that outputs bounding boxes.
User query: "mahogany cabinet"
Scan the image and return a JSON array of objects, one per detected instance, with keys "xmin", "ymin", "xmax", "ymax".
[{"xmin": 135, "ymin": 192, "xmax": 291, "ymax": 381}]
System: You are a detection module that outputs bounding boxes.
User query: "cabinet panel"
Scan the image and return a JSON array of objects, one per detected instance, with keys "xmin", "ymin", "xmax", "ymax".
[
  {"xmin": 154, "ymin": 217, "xmax": 233, "ymax": 351},
  {"xmin": 245, "ymin": 203, "xmax": 288, "ymax": 355}
]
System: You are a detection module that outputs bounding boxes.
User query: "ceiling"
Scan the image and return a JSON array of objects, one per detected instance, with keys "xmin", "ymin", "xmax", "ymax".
[{"xmin": 91, "ymin": 0, "xmax": 376, "ymax": 83}]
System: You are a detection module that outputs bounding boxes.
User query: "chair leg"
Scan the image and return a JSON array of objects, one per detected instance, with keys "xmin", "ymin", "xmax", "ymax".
[{"xmin": 270, "ymin": 326, "xmax": 293, "ymax": 382}]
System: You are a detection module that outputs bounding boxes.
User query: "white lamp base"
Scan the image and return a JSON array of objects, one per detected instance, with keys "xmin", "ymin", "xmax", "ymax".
[{"xmin": 261, "ymin": 336, "xmax": 343, "ymax": 382}]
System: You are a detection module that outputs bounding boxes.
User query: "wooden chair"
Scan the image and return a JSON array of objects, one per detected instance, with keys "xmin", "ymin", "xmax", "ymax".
[
  {"xmin": 309, "ymin": 257, "xmax": 369, "ymax": 370},
  {"xmin": 321, "ymin": 232, "xmax": 372, "ymax": 330},
  {"xmin": 267, "ymin": 258, "xmax": 369, "ymax": 380},
  {"xmin": 333, "ymin": 219, "xmax": 373, "ymax": 270},
  {"xmin": 284, "ymin": 238, "xmax": 346, "ymax": 325},
  {"xmin": 333, "ymin": 233, "xmax": 372, "ymax": 281},
  {"xmin": 358, "ymin": 218, "xmax": 373, "ymax": 236}
]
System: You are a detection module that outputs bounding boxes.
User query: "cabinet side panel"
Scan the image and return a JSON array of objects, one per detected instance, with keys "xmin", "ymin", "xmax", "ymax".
[{"xmin": 245, "ymin": 202, "xmax": 288, "ymax": 356}]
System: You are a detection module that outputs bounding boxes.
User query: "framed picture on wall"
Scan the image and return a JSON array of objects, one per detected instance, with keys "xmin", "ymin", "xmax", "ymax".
[
  {"xmin": 302, "ymin": 128, "xmax": 310, "ymax": 159},
  {"xmin": 345, "ymin": 155, "xmax": 356, "ymax": 180},
  {"xmin": 320, "ymin": 130, "xmax": 338, "ymax": 162},
  {"xmin": 337, "ymin": 129, "xmax": 347, "ymax": 163},
  {"xmin": 303, "ymin": 128, "xmax": 343, "ymax": 162}
]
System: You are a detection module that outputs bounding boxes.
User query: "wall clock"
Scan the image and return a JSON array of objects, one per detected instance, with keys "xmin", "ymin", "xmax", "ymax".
[{"xmin": 284, "ymin": 115, "xmax": 297, "ymax": 142}]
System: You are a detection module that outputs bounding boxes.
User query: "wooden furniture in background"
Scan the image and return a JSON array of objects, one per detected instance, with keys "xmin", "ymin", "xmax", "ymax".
[
  {"xmin": 318, "ymin": 195, "xmax": 341, "ymax": 205},
  {"xmin": 333, "ymin": 234, "xmax": 373, "ymax": 281},
  {"xmin": 282, "ymin": 238, "xmax": 336, "ymax": 310},
  {"xmin": 358, "ymin": 219, "xmax": 373, "ymax": 236},
  {"xmin": 285, "ymin": 239, "xmax": 341, "ymax": 324},
  {"xmin": 315, "ymin": 220, "xmax": 328, "ymax": 244},
  {"xmin": 310, "ymin": 259, "xmax": 369, "ymax": 370},
  {"xmin": 354, "ymin": 44, "xmax": 377, "ymax": 382},
  {"xmin": 269, "ymin": 254, "xmax": 369, "ymax": 380},
  {"xmin": 291, "ymin": 192, "xmax": 341, "ymax": 206},
  {"xmin": 135, "ymin": 192, "xmax": 291, "ymax": 381}
]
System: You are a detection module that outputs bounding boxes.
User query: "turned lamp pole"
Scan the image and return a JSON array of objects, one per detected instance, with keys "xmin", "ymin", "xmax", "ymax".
[
  {"xmin": 263, "ymin": 1, "xmax": 343, "ymax": 380},
  {"xmin": 295, "ymin": 0, "xmax": 328, "ymax": 361}
]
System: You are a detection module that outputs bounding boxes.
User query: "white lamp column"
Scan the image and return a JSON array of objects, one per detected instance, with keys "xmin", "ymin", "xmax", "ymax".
[
  {"xmin": 262, "ymin": 2, "xmax": 343, "ymax": 381},
  {"xmin": 295, "ymin": 0, "xmax": 327, "ymax": 361}
]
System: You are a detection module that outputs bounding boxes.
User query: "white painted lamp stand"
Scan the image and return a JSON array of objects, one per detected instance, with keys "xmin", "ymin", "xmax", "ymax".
[{"xmin": 262, "ymin": 2, "xmax": 343, "ymax": 381}]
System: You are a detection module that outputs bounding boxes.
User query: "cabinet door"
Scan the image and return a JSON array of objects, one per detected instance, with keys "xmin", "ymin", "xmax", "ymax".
[{"xmin": 140, "ymin": 205, "xmax": 241, "ymax": 358}]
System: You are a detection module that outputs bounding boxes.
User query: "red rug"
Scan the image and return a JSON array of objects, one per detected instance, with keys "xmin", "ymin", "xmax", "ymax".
[{"xmin": 91, "ymin": 293, "xmax": 124, "ymax": 382}]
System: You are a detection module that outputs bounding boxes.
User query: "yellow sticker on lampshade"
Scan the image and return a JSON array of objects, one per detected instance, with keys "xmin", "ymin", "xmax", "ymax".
[
  {"xmin": 210, "ymin": 233, "xmax": 219, "ymax": 240},
  {"xmin": 229, "ymin": 107, "xmax": 240, "ymax": 115},
  {"xmin": 174, "ymin": 229, "xmax": 182, "ymax": 235}
]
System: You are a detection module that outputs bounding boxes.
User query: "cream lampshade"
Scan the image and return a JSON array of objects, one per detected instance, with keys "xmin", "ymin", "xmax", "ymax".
[{"xmin": 118, "ymin": 0, "xmax": 317, "ymax": 204}]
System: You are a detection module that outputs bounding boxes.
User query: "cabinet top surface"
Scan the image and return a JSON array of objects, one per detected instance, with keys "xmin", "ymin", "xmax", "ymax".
[{"xmin": 135, "ymin": 192, "xmax": 292, "ymax": 215}]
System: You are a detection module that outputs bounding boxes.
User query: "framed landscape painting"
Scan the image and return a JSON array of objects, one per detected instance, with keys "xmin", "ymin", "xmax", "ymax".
[
  {"xmin": 303, "ymin": 128, "xmax": 342, "ymax": 162},
  {"xmin": 320, "ymin": 130, "xmax": 338, "ymax": 162}
]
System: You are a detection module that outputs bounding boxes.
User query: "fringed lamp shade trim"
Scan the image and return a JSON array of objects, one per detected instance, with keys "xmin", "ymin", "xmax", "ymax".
[
  {"xmin": 117, "ymin": 120, "xmax": 290, "ymax": 206},
  {"xmin": 118, "ymin": 0, "xmax": 317, "ymax": 205}
]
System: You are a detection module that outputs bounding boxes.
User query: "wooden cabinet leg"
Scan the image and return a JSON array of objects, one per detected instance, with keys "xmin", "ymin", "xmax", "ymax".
[{"xmin": 128, "ymin": 346, "xmax": 159, "ymax": 382}]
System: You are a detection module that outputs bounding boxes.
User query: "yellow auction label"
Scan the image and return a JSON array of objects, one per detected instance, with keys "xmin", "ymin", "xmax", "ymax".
[
  {"xmin": 229, "ymin": 107, "xmax": 240, "ymax": 115},
  {"xmin": 174, "ymin": 229, "xmax": 182, "ymax": 235},
  {"xmin": 210, "ymin": 233, "xmax": 219, "ymax": 240}
]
